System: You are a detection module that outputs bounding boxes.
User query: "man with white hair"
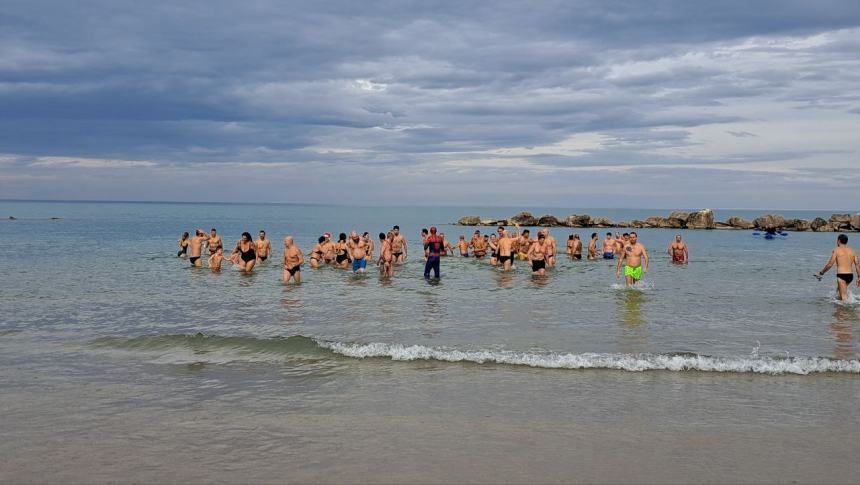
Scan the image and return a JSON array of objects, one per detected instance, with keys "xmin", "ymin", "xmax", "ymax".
[{"xmin": 282, "ymin": 236, "xmax": 304, "ymax": 283}]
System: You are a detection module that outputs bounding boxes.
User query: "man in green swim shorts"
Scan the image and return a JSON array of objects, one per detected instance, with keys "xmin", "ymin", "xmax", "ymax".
[{"xmin": 616, "ymin": 231, "xmax": 649, "ymax": 287}]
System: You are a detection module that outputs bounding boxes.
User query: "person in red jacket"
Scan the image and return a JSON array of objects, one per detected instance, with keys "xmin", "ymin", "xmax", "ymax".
[{"xmin": 424, "ymin": 226, "xmax": 444, "ymax": 279}]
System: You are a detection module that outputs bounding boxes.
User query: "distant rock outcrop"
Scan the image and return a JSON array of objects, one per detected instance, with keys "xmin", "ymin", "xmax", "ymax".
[
  {"xmin": 455, "ymin": 210, "xmax": 858, "ymax": 232},
  {"xmin": 457, "ymin": 215, "xmax": 481, "ymax": 226},
  {"xmin": 538, "ymin": 214, "xmax": 560, "ymax": 226},
  {"xmin": 686, "ymin": 209, "xmax": 715, "ymax": 229},
  {"xmin": 753, "ymin": 214, "xmax": 786, "ymax": 229},
  {"xmin": 510, "ymin": 211, "xmax": 538, "ymax": 226},
  {"xmin": 724, "ymin": 216, "xmax": 754, "ymax": 229}
]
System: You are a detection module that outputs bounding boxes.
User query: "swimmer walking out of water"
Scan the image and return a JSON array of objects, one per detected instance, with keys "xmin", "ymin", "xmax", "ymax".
[
  {"xmin": 602, "ymin": 232, "xmax": 615, "ymax": 259},
  {"xmin": 817, "ymin": 234, "xmax": 860, "ymax": 301},
  {"xmin": 668, "ymin": 234, "xmax": 688, "ymax": 264},
  {"xmin": 282, "ymin": 236, "xmax": 303, "ymax": 283},
  {"xmin": 616, "ymin": 231, "xmax": 649, "ymax": 287}
]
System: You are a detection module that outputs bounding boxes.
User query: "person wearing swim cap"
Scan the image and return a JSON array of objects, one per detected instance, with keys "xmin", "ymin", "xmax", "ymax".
[
  {"xmin": 616, "ymin": 231, "xmax": 649, "ymax": 287},
  {"xmin": 423, "ymin": 226, "xmax": 444, "ymax": 279}
]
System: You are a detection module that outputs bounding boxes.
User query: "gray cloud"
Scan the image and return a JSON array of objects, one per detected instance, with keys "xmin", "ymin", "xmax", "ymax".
[{"xmin": 1, "ymin": 0, "xmax": 859, "ymax": 207}]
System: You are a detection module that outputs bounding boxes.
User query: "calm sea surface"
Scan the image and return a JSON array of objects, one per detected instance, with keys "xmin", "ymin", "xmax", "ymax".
[{"xmin": 1, "ymin": 201, "xmax": 859, "ymax": 483}]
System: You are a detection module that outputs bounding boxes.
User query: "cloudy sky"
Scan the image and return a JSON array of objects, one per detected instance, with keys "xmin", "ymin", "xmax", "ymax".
[{"xmin": 1, "ymin": 0, "xmax": 859, "ymax": 208}]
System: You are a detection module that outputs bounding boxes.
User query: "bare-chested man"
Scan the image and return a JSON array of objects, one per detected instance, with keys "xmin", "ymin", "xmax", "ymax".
[
  {"xmin": 668, "ymin": 234, "xmax": 689, "ymax": 264},
  {"xmin": 207, "ymin": 228, "xmax": 223, "ymax": 256},
  {"xmin": 614, "ymin": 232, "xmax": 625, "ymax": 255},
  {"xmin": 363, "ymin": 232, "xmax": 374, "ymax": 262},
  {"xmin": 391, "ymin": 226, "xmax": 408, "ymax": 263},
  {"xmin": 588, "ymin": 233, "xmax": 598, "ymax": 260},
  {"xmin": 457, "ymin": 235, "xmax": 470, "ymax": 257},
  {"xmin": 282, "ymin": 236, "xmax": 304, "ymax": 283},
  {"xmin": 189, "ymin": 229, "xmax": 210, "ymax": 267},
  {"xmin": 570, "ymin": 234, "xmax": 583, "ymax": 260},
  {"xmin": 255, "ymin": 230, "xmax": 272, "ymax": 262},
  {"xmin": 516, "ymin": 229, "xmax": 532, "ymax": 260},
  {"xmin": 321, "ymin": 233, "xmax": 336, "ymax": 264},
  {"xmin": 528, "ymin": 232, "xmax": 550, "ymax": 276},
  {"xmin": 543, "ymin": 229, "xmax": 558, "ymax": 267},
  {"xmin": 347, "ymin": 230, "xmax": 368, "ymax": 273},
  {"xmin": 817, "ymin": 234, "xmax": 860, "ymax": 301},
  {"xmin": 496, "ymin": 225, "xmax": 520, "ymax": 271},
  {"xmin": 616, "ymin": 231, "xmax": 649, "ymax": 287},
  {"xmin": 378, "ymin": 232, "xmax": 394, "ymax": 277},
  {"xmin": 602, "ymin": 232, "xmax": 615, "ymax": 259},
  {"xmin": 471, "ymin": 230, "xmax": 487, "ymax": 259}
]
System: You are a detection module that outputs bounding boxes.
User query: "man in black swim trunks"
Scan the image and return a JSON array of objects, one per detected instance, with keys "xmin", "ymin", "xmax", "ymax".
[
  {"xmin": 282, "ymin": 236, "xmax": 304, "ymax": 283},
  {"xmin": 817, "ymin": 234, "xmax": 860, "ymax": 301},
  {"xmin": 528, "ymin": 232, "xmax": 549, "ymax": 276},
  {"xmin": 256, "ymin": 230, "xmax": 272, "ymax": 262},
  {"xmin": 391, "ymin": 225, "xmax": 408, "ymax": 263},
  {"xmin": 189, "ymin": 229, "xmax": 210, "ymax": 267}
]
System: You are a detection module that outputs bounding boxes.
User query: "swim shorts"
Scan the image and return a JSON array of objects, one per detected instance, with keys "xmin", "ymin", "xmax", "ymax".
[
  {"xmin": 189, "ymin": 256, "xmax": 200, "ymax": 264},
  {"xmin": 352, "ymin": 257, "xmax": 367, "ymax": 272},
  {"xmin": 287, "ymin": 264, "xmax": 301, "ymax": 276},
  {"xmin": 603, "ymin": 252, "xmax": 614, "ymax": 259},
  {"xmin": 837, "ymin": 273, "xmax": 854, "ymax": 284},
  {"xmin": 624, "ymin": 265, "xmax": 643, "ymax": 280},
  {"xmin": 532, "ymin": 260, "xmax": 546, "ymax": 272}
]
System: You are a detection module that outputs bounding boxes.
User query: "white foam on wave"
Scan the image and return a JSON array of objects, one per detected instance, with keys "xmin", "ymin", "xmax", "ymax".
[{"xmin": 318, "ymin": 341, "xmax": 860, "ymax": 375}]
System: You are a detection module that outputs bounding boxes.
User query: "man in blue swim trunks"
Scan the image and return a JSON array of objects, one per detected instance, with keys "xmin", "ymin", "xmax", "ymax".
[
  {"xmin": 347, "ymin": 230, "xmax": 368, "ymax": 273},
  {"xmin": 602, "ymin": 232, "xmax": 615, "ymax": 259}
]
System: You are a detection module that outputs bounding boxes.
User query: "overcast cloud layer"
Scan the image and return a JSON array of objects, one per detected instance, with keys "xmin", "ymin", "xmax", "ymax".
[{"xmin": 1, "ymin": 0, "xmax": 859, "ymax": 208}]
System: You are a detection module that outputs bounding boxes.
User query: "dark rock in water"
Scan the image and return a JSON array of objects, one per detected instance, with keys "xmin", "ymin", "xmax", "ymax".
[
  {"xmin": 715, "ymin": 222, "xmax": 733, "ymax": 229},
  {"xmin": 725, "ymin": 216, "xmax": 753, "ymax": 229},
  {"xmin": 591, "ymin": 216, "xmax": 615, "ymax": 227},
  {"xmin": 686, "ymin": 209, "xmax": 715, "ymax": 229},
  {"xmin": 480, "ymin": 219, "xmax": 500, "ymax": 226},
  {"xmin": 753, "ymin": 214, "xmax": 786, "ymax": 229},
  {"xmin": 851, "ymin": 213, "xmax": 860, "ymax": 231},
  {"xmin": 50, "ymin": 217, "xmax": 62, "ymax": 220},
  {"xmin": 538, "ymin": 214, "xmax": 560, "ymax": 226},
  {"xmin": 630, "ymin": 220, "xmax": 647, "ymax": 228},
  {"xmin": 564, "ymin": 214, "xmax": 591, "ymax": 227},
  {"xmin": 8, "ymin": 216, "xmax": 16, "ymax": 220},
  {"xmin": 510, "ymin": 211, "xmax": 537, "ymax": 226},
  {"xmin": 810, "ymin": 217, "xmax": 833, "ymax": 232},
  {"xmin": 457, "ymin": 215, "xmax": 481, "ymax": 226},
  {"xmin": 667, "ymin": 211, "xmax": 689, "ymax": 227},
  {"xmin": 829, "ymin": 214, "xmax": 852, "ymax": 230},
  {"xmin": 616, "ymin": 221, "xmax": 630, "ymax": 228},
  {"xmin": 785, "ymin": 219, "xmax": 810, "ymax": 231}
]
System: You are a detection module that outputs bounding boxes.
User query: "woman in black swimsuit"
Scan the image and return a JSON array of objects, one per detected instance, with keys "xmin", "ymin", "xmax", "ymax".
[
  {"xmin": 310, "ymin": 236, "xmax": 325, "ymax": 268},
  {"xmin": 232, "ymin": 232, "xmax": 257, "ymax": 272},
  {"xmin": 178, "ymin": 232, "xmax": 189, "ymax": 258},
  {"xmin": 334, "ymin": 232, "xmax": 351, "ymax": 269}
]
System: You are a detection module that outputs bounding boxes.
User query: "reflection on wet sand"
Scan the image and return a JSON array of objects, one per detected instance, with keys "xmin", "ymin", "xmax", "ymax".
[{"xmin": 830, "ymin": 306, "xmax": 858, "ymax": 360}]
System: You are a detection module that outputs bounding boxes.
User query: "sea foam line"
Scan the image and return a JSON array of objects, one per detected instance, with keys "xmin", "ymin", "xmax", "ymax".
[{"xmin": 317, "ymin": 341, "xmax": 860, "ymax": 375}]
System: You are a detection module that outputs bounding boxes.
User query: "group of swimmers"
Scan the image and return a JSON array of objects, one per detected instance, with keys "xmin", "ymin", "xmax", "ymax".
[
  {"xmin": 175, "ymin": 224, "xmax": 695, "ymax": 287},
  {"xmin": 176, "ymin": 225, "xmax": 860, "ymax": 297}
]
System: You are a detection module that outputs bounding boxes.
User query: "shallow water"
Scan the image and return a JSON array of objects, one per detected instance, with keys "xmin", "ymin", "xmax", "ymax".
[{"xmin": 1, "ymin": 201, "xmax": 859, "ymax": 483}]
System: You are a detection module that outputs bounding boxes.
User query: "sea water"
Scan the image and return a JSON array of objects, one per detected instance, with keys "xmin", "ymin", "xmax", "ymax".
[{"xmin": 1, "ymin": 201, "xmax": 859, "ymax": 483}]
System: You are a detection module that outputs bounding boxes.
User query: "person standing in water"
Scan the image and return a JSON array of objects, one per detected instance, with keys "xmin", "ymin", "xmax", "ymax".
[
  {"xmin": 347, "ymin": 230, "xmax": 368, "ymax": 273},
  {"xmin": 255, "ymin": 230, "xmax": 272, "ymax": 262},
  {"xmin": 390, "ymin": 226, "xmax": 408, "ymax": 263},
  {"xmin": 588, "ymin": 233, "xmax": 599, "ymax": 260},
  {"xmin": 282, "ymin": 236, "xmax": 304, "ymax": 283},
  {"xmin": 616, "ymin": 231, "xmax": 649, "ymax": 287},
  {"xmin": 232, "ymin": 232, "xmax": 257, "ymax": 272},
  {"xmin": 457, "ymin": 235, "xmax": 470, "ymax": 257},
  {"xmin": 817, "ymin": 234, "xmax": 860, "ymax": 301},
  {"xmin": 528, "ymin": 232, "xmax": 550, "ymax": 276},
  {"xmin": 378, "ymin": 232, "xmax": 394, "ymax": 277},
  {"xmin": 208, "ymin": 247, "xmax": 229, "ymax": 272},
  {"xmin": 207, "ymin": 228, "xmax": 223, "ymax": 256},
  {"xmin": 602, "ymin": 232, "xmax": 615, "ymax": 259},
  {"xmin": 668, "ymin": 234, "xmax": 689, "ymax": 264},
  {"xmin": 189, "ymin": 229, "xmax": 210, "ymax": 267},
  {"xmin": 471, "ymin": 230, "xmax": 487, "ymax": 259},
  {"xmin": 178, "ymin": 232, "xmax": 190, "ymax": 258},
  {"xmin": 423, "ymin": 226, "xmax": 444, "ymax": 279}
]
